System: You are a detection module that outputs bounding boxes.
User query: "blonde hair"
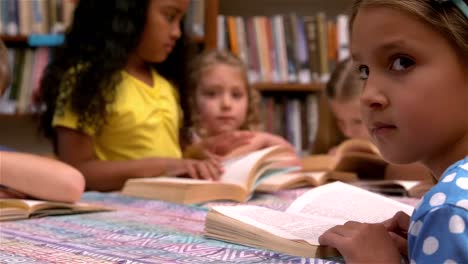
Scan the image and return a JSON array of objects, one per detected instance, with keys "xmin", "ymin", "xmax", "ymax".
[
  {"xmin": 350, "ymin": 0, "xmax": 468, "ymax": 63},
  {"xmin": 326, "ymin": 57, "xmax": 364, "ymax": 102},
  {"xmin": 187, "ymin": 50, "xmax": 261, "ymax": 138}
]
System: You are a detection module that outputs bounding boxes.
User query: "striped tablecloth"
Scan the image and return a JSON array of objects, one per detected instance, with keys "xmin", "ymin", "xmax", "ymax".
[{"xmin": 0, "ymin": 188, "xmax": 350, "ymax": 264}]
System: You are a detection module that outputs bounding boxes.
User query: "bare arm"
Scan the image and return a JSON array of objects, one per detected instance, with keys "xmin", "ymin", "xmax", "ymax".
[
  {"xmin": 0, "ymin": 151, "xmax": 85, "ymax": 203},
  {"xmin": 56, "ymin": 127, "xmax": 222, "ymax": 191}
]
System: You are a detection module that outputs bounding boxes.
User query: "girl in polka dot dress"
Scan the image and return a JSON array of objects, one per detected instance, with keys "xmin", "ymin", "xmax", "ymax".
[{"xmin": 318, "ymin": 0, "xmax": 468, "ymax": 263}]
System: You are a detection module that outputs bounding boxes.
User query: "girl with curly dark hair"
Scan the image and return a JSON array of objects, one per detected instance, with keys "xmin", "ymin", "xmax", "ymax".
[{"xmin": 38, "ymin": 0, "xmax": 222, "ymax": 191}]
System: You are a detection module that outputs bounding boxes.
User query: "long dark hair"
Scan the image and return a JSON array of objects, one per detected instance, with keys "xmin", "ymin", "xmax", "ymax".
[{"xmin": 38, "ymin": 0, "xmax": 193, "ymax": 151}]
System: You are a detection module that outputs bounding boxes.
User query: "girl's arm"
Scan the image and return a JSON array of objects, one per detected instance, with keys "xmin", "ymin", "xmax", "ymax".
[
  {"xmin": 56, "ymin": 127, "xmax": 222, "ymax": 191},
  {"xmin": 0, "ymin": 151, "xmax": 85, "ymax": 203}
]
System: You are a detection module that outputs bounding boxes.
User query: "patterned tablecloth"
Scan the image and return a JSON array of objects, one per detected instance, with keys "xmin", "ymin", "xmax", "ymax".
[{"xmin": 0, "ymin": 188, "xmax": 417, "ymax": 264}]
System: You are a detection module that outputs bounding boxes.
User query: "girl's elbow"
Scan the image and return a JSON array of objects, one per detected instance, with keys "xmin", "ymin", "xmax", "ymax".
[{"xmin": 61, "ymin": 169, "xmax": 86, "ymax": 203}]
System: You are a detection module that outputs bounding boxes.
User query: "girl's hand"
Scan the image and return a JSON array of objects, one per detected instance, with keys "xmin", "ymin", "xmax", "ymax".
[
  {"xmin": 382, "ymin": 211, "xmax": 411, "ymax": 258},
  {"xmin": 318, "ymin": 221, "xmax": 402, "ymax": 264},
  {"xmin": 164, "ymin": 158, "xmax": 223, "ymax": 181}
]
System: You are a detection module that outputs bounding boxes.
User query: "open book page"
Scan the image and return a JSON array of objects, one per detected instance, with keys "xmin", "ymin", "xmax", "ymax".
[
  {"xmin": 256, "ymin": 172, "xmax": 328, "ymax": 192},
  {"xmin": 211, "ymin": 205, "xmax": 344, "ymax": 245},
  {"xmin": 286, "ymin": 181, "xmax": 414, "ymax": 223},
  {"xmin": 221, "ymin": 146, "xmax": 296, "ymax": 190},
  {"xmin": 0, "ymin": 199, "xmax": 110, "ymax": 220}
]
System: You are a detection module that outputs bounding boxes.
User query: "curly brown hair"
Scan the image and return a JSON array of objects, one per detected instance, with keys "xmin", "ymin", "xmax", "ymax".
[
  {"xmin": 38, "ymin": 0, "xmax": 193, "ymax": 152},
  {"xmin": 187, "ymin": 50, "xmax": 261, "ymax": 139}
]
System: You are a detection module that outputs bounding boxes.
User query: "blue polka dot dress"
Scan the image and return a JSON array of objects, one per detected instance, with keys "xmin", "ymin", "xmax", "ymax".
[{"xmin": 408, "ymin": 157, "xmax": 468, "ymax": 264}]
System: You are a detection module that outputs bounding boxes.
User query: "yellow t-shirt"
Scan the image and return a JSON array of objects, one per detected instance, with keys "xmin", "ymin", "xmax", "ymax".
[{"xmin": 52, "ymin": 69, "xmax": 182, "ymax": 160}]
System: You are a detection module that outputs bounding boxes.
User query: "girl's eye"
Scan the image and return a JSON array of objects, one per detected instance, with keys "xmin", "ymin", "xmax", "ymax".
[
  {"xmin": 390, "ymin": 56, "xmax": 414, "ymax": 71},
  {"xmin": 232, "ymin": 91, "xmax": 244, "ymax": 99},
  {"xmin": 358, "ymin": 65, "xmax": 369, "ymax": 80},
  {"xmin": 164, "ymin": 13, "xmax": 176, "ymax": 22},
  {"xmin": 202, "ymin": 90, "xmax": 216, "ymax": 97}
]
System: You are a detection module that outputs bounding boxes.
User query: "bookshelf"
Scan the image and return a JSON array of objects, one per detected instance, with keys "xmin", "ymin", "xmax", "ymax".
[
  {"xmin": 0, "ymin": 0, "xmax": 345, "ymax": 154},
  {"xmin": 253, "ymin": 83, "xmax": 322, "ymax": 92},
  {"xmin": 199, "ymin": 0, "xmax": 350, "ymax": 153}
]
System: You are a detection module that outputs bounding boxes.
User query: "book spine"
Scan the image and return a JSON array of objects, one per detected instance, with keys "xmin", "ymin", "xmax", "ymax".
[{"xmin": 336, "ymin": 14, "xmax": 350, "ymax": 61}]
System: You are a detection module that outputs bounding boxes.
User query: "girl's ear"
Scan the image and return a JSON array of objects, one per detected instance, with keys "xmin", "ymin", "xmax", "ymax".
[{"xmin": 0, "ymin": 40, "xmax": 11, "ymax": 96}]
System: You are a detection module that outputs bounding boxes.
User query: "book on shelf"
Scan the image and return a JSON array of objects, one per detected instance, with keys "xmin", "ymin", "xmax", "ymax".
[
  {"xmin": 204, "ymin": 181, "xmax": 414, "ymax": 258},
  {"xmin": 121, "ymin": 146, "xmax": 300, "ymax": 205},
  {"xmin": 0, "ymin": 199, "xmax": 111, "ymax": 221}
]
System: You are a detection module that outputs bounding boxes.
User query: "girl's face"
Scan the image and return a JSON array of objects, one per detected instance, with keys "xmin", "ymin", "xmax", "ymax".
[
  {"xmin": 352, "ymin": 6, "xmax": 468, "ymax": 175},
  {"xmin": 135, "ymin": 0, "xmax": 189, "ymax": 63},
  {"xmin": 329, "ymin": 97, "xmax": 369, "ymax": 140},
  {"xmin": 195, "ymin": 64, "xmax": 248, "ymax": 137}
]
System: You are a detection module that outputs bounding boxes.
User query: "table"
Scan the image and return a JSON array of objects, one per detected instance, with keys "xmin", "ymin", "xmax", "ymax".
[{"xmin": 0, "ymin": 188, "xmax": 418, "ymax": 263}]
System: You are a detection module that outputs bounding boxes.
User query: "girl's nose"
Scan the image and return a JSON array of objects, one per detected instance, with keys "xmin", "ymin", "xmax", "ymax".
[
  {"xmin": 360, "ymin": 77, "xmax": 388, "ymax": 111},
  {"xmin": 221, "ymin": 94, "xmax": 232, "ymax": 108}
]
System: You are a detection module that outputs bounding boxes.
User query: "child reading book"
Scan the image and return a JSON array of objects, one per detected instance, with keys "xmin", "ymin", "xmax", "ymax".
[
  {"xmin": 38, "ymin": 0, "xmax": 224, "ymax": 191},
  {"xmin": 319, "ymin": 0, "xmax": 468, "ymax": 263},
  {"xmin": 185, "ymin": 50, "xmax": 295, "ymax": 159}
]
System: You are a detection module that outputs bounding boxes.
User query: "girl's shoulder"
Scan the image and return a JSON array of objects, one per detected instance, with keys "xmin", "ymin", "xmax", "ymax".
[{"xmin": 412, "ymin": 157, "xmax": 468, "ymax": 220}]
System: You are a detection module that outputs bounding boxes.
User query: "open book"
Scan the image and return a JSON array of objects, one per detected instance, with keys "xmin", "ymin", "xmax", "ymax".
[
  {"xmin": 256, "ymin": 139, "xmax": 386, "ymax": 192},
  {"xmin": 121, "ymin": 146, "xmax": 299, "ymax": 204},
  {"xmin": 354, "ymin": 180, "xmax": 434, "ymax": 198},
  {"xmin": 204, "ymin": 181, "xmax": 414, "ymax": 258},
  {"xmin": 0, "ymin": 199, "xmax": 110, "ymax": 221},
  {"xmin": 302, "ymin": 139, "xmax": 387, "ymax": 180}
]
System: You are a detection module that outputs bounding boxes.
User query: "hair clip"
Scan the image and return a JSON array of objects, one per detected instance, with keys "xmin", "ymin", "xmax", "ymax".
[{"xmin": 434, "ymin": 0, "xmax": 468, "ymax": 18}]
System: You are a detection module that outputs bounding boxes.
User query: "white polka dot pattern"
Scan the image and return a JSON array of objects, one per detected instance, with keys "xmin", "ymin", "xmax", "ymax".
[
  {"xmin": 456, "ymin": 200, "xmax": 468, "ymax": 210},
  {"xmin": 443, "ymin": 260, "xmax": 457, "ymax": 264},
  {"xmin": 459, "ymin": 162, "xmax": 468, "ymax": 170},
  {"xmin": 442, "ymin": 173, "xmax": 456, "ymax": 183},
  {"xmin": 408, "ymin": 157, "xmax": 468, "ymax": 264},
  {"xmin": 455, "ymin": 178, "xmax": 468, "ymax": 190},
  {"xmin": 410, "ymin": 221, "xmax": 423, "ymax": 236},
  {"xmin": 429, "ymin": 192, "xmax": 446, "ymax": 207},
  {"xmin": 422, "ymin": 236, "xmax": 439, "ymax": 255},
  {"xmin": 449, "ymin": 215, "xmax": 465, "ymax": 234}
]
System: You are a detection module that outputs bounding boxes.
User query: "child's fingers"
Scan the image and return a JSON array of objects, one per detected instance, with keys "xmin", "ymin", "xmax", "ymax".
[
  {"xmin": 195, "ymin": 162, "xmax": 214, "ymax": 180},
  {"xmin": 185, "ymin": 162, "xmax": 198, "ymax": 179},
  {"xmin": 388, "ymin": 232, "xmax": 409, "ymax": 257},
  {"xmin": 318, "ymin": 229, "xmax": 344, "ymax": 247},
  {"xmin": 208, "ymin": 158, "xmax": 224, "ymax": 174},
  {"xmin": 205, "ymin": 161, "xmax": 221, "ymax": 181},
  {"xmin": 382, "ymin": 211, "xmax": 410, "ymax": 238}
]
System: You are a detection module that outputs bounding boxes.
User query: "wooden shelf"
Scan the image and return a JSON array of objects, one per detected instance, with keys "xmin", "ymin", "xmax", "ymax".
[{"xmin": 253, "ymin": 82, "xmax": 324, "ymax": 92}]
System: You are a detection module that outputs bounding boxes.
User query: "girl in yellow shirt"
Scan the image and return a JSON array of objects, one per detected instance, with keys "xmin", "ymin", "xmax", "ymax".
[{"xmin": 39, "ymin": 0, "xmax": 231, "ymax": 191}]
